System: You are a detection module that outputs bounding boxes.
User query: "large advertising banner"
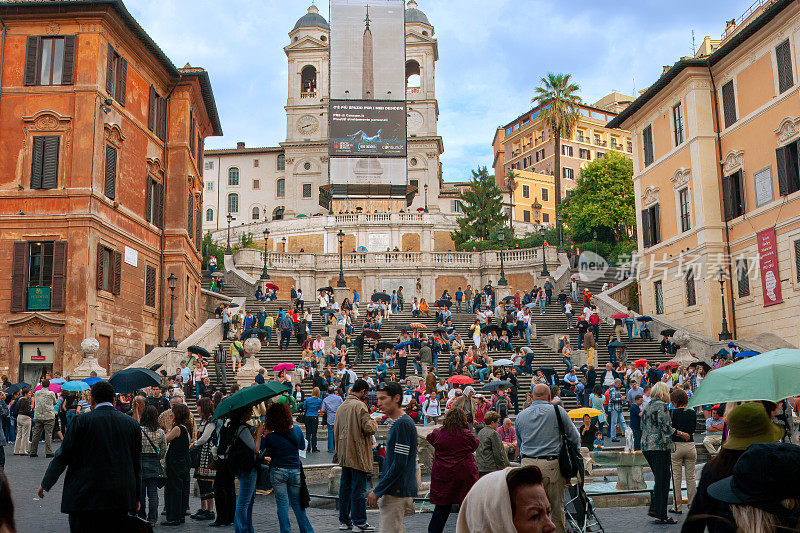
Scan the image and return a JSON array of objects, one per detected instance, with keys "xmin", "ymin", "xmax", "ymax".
[
  {"xmin": 757, "ymin": 227, "xmax": 783, "ymax": 307},
  {"xmin": 329, "ymin": 100, "xmax": 406, "ymax": 157},
  {"xmin": 329, "ymin": 157, "xmax": 407, "ymax": 186},
  {"xmin": 330, "ymin": 0, "xmax": 405, "ymax": 101}
]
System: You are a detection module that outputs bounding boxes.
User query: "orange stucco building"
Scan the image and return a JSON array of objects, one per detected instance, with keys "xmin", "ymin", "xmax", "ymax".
[
  {"xmin": 0, "ymin": 0, "xmax": 221, "ymax": 383},
  {"xmin": 608, "ymin": 0, "xmax": 800, "ymax": 346}
]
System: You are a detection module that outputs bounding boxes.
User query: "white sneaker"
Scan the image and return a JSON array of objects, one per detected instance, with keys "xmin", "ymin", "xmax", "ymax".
[
  {"xmin": 353, "ymin": 524, "xmax": 375, "ymax": 532},
  {"xmin": 339, "ymin": 525, "xmax": 352, "ymax": 530}
]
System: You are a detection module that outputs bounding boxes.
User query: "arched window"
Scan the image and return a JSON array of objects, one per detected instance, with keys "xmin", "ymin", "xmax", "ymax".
[
  {"xmin": 406, "ymin": 60, "xmax": 421, "ymax": 89},
  {"xmin": 276, "ymin": 178, "xmax": 285, "ymax": 198},
  {"xmin": 205, "ymin": 208, "xmax": 214, "ymax": 222},
  {"xmin": 301, "ymin": 66, "xmax": 317, "ymax": 96},
  {"xmin": 277, "ymin": 153, "xmax": 285, "ymax": 171},
  {"xmin": 228, "ymin": 167, "xmax": 240, "ymax": 186},
  {"xmin": 273, "ymin": 206, "xmax": 285, "ymax": 221},
  {"xmin": 252, "ymin": 206, "xmax": 260, "ymax": 220},
  {"xmin": 227, "ymin": 193, "xmax": 239, "ymax": 214}
]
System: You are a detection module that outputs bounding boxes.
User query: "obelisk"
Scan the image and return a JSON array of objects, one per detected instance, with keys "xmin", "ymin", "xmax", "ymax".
[{"xmin": 362, "ymin": 5, "xmax": 374, "ymax": 99}]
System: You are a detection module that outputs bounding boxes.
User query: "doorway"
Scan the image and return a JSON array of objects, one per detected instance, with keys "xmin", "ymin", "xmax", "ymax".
[{"xmin": 19, "ymin": 342, "xmax": 54, "ymax": 384}]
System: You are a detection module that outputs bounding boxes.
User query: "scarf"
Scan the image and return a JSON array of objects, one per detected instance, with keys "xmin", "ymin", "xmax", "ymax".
[{"xmin": 456, "ymin": 468, "xmax": 517, "ymax": 533}]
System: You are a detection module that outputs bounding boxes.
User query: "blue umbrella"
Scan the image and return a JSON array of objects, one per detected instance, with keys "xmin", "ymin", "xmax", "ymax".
[
  {"xmin": 50, "ymin": 377, "xmax": 67, "ymax": 385},
  {"xmin": 61, "ymin": 381, "xmax": 90, "ymax": 392},
  {"xmin": 83, "ymin": 376, "xmax": 104, "ymax": 385},
  {"xmin": 394, "ymin": 341, "xmax": 412, "ymax": 350},
  {"xmin": 525, "ymin": 302, "xmax": 537, "ymax": 308},
  {"xmin": 738, "ymin": 350, "xmax": 760, "ymax": 358}
]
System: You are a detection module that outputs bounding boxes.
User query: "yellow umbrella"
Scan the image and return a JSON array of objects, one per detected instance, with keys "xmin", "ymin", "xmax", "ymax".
[{"xmin": 567, "ymin": 407, "xmax": 604, "ymax": 419}]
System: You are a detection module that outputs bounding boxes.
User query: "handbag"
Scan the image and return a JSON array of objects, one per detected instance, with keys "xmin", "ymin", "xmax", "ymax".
[
  {"xmin": 141, "ymin": 428, "xmax": 167, "ymax": 489},
  {"xmin": 275, "ymin": 431, "xmax": 311, "ymax": 509},
  {"xmin": 554, "ymin": 404, "xmax": 583, "ymax": 480}
]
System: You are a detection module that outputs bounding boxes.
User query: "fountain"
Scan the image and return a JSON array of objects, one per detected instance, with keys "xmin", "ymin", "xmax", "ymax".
[{"xmin": 589, "ymin": 428, "xmax": 647, "ymax": 490}]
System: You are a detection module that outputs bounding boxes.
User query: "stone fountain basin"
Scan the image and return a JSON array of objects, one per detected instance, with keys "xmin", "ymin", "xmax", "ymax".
[{"xmin": 590, "ymin": 450, "xmax": 648, "ymax": 467}]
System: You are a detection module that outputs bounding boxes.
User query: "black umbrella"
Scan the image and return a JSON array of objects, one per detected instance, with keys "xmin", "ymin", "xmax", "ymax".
[
  {"xmin": 318, "ymin": 286, "xmax": 334, "ymax": 293},
  {"xmin": 435, "ymin": 299, "xmax": 453, "ymax": 308},
  {"xmin": 433, "ymin": 327, "xmax": 447, "ymax": 334},
  {"xmin": 241, "ymin": 329, "xmax": 267, "ymax": 341},
  {"xmin": 660, "ymin": 328, "xmax": 677, "ymax": 337},
  {"xmin": 688, "ymin": 360, "xmax": 712, "ymax": 372},
  {"xmin": 502, "ymin": 296, "xmax": 516, "ymax": 302},
  {"xmin": 108, "ymin": 367, "xmax": 161, "ymax": 394},
  {"xmin": 608, "ymin": 340, "xmax": 627, "ymax": 348},
  {"xmin": 636, "ymin": 316, "xmax": 653, "ymax": 322},
  {"xmin": 187, "ymin": 345, "xmax": 211, "ymax": 359},
  {"xmin": 371, "ymin": 292, "xmax": 391, "ymax": 303},
  {"xmin": 481, "ymin": 380, "xmax": 512, "ymax": 392},
  {"xmin": 375, "ymin": 341, "xmax": 394, "ymax": 351},
  {"xmin": 481, "ymin": 324, "xmax": 501, "ymax": 334},
  {"xmin": 5, "ymin": 382, "xmax": 30, "ymax": 395},
  {"xmin": 395, "ymin": 325, "xmax": 411, "ymax": 331},
  {"xmin": 536, "ymin": 367, "xmax": 558, "ymax": 384}
]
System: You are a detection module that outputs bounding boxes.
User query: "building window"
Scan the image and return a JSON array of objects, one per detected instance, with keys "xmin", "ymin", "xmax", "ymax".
[
  {"xmin": 679, "ymin": 187, "xmax": 691, "ymax": 232},
  {"xmin": 145, "ymin": 265, "xmax": 157, "ymax": 308},
  {"xmin": 277, "ymin": 178, "xmax": 285, "ymax": 198},
  {"xmin": 685, "ymin": 269, "xmax": 696, "ymax": 306},
  {"xmin": 450, "ymin": 200, "xmax": 463, "ymax": 213},
  {"xmin": 301, "ymin": 65, "xmax": 317, "ymax": 95},
  {"xmin": 721, "ymin": 80, "xmax": 737, "ymax": 128},
  {"xmin": 28, "ymin": 242, "xmax": 54, "ymax": 291},
  {"xmin": 642, "ymin": 125, "xmax": 654, "ymax": 166},
  {"xmin": 206, "ymin": 181, "xmax": 213, "ymax": 191},
  {"xmin": 523, "ymin": 210, "xmax": 530, "ymax": 222},
  {"xmin": 206, "ymin": 208, "xmax": 214, "ymax": 222},
  {"xmin": 410, "ymin": 179, "xmax": 419, "ymax": 190},
  {"xmin": 722, "ymin": 170, "xmax": 745, "ymax": 220},
  {"xmin": 228, "ymin": 167, "xmax": 239, "ymax": 186},
  {"xmin": 253, "ymin": 159, "xmax": 259, "ymax": 168},
  {"xmin": 24, "ymin": 35, "xmax": 76, "ymax": 86},
  {"xmin": 105, "ymin": 45, "xmax": 127, "ymax": 105},
  {"xmin": 563, "ymin": 167, "xmax": 574, "ymax": 180},
  {"xmin": 96, "ymin": 245, "xmax": 121, "ymax": 295},
  {"xmin": 30, "ymin": 135, "xmax": 60, "ymax": 190},
  {"xmin": 776, "ymin": 141, "xmax": 800, "ymax": 197},
  {"xmin": 145, "ymin": 178, "xmax": 164, "ymax": 228},
  {"xmin": 277, "ymin": 154, "xmax": 285, "ymax": 171},
  {"xmin": 252, "ymin": 179, "xmax": 260, "ymax": 190},
  {"xmin": 11, "ymin": 241, "xmax": 67, "ymax": 312},
  {"xmin": 673, "ymin": 102, "xmax": 684, "ymax": 146},
  {"xmin": 627, "ymin": 140, "xmax": 633, "ymax": 153},
  {"xmin": 596, "ymin": 152, "xmax": 605, "ymax": 160},
  {"xmin": 736, "ymin": 258, "xmax": 751, "ymax": 297},
  {"xmin": 795, "ymin": 239, "xmax": 800, "ymax": 282},
  {"xmin": 273, "ymin": 206, "xmax": 285, "ymax": 221},
  {"xmin": 204, "ymin": 161, "xmax": 214, "ymax": 170},
  {"xmin": 147, "ymin": 85, "xmax": 167, "ymax": 139},
  {"xmin": 562, "ymin": 145, "xmax": 573, "ymax": 157},
  {"xmin": 522, "ymin": 185, "xmax": 530, "ymax": 198},
  {"xmin": 252, "ymin": 206, "xmax": 260, "ymax": 220},
  {"xmin": 227, "ymin": 193, "xmax": 239, "ymax": 214},
  {"xmin": 777, "ymin": 39, "xmax": 794, "ymax": 94},
  {"xmin": 641, "ymin": 203, "xmax": 661, "ymax": 247},
  {"xmin": 542, "ymin": 188, "xmax": 549, "ymax": 201},
  {"xmin": 406, "ymin": 60, "xmax": 421, "ymax": 89},
  {"xmin": 579, "ymin": 148, "xmax": 591, "ymax": 160},
  {"xmin": 302, "ymin": 183, "xmax": 312, "ymax": 198},
  {"xmin": 104, "ymin": 144, "xmax": 117, "ymax": 200},
  {"xmin": 542, "ymin": 213, "xmax": 549, "ymax": 223},
  {"xmin": 654, "ymin": 280, "xmax": 664, "ymax": 314}
]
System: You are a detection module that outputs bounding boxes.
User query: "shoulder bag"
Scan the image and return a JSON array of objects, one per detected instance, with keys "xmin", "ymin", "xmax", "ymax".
[
  {"xmin": 141, "ymin": 428, "xmax": 167, "ymax": 489},
  {"xmin": 554, "ymin": 403, "xmax": 582, "ymax": 480}
]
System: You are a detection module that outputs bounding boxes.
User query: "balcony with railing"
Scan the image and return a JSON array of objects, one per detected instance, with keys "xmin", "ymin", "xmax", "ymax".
[{"xmin": 300, "ymin": 91, "xmax": 317, "ymax": 99}]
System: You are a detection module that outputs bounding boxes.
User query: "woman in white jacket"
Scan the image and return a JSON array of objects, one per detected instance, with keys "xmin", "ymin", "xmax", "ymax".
[{"xmin": 422, "ymin": 391, "xmax": 441, "ymax": 426}]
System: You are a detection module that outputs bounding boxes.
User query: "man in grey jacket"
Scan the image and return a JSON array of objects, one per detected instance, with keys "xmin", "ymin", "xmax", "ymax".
[
  {"xmin": 476, "ymin": 411, "xmax": 509, "ymax": 475},
  {"xmin": 419, "ymin": 338, "xmax": 433, "ymax": 378}
]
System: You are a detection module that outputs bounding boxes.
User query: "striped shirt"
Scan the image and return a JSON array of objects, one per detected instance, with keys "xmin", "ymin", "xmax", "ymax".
[{"xmin": 373, "ymin": 414, "xmax": 417, "ymax": 498}]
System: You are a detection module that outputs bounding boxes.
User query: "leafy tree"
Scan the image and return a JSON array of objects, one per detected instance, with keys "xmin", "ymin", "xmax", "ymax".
[
  {"xmin": 533, "ymin": 73, "xmax": 582, "ymax": 249},
  {"xmin": 560, "ymin": 151, "xmax": 635, "ymax": 244},
  {"xmin": 451, "ymin": 166, "xmax": 507, "ymax": 246},
  {"xmin": 505, "ymin": 170, "xmax": 519, "ymax": 232}
]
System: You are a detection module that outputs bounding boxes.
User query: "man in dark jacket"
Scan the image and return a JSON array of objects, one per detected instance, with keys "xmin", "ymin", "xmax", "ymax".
[{"xmin": 38, "ymin": 381, "xmax": 141, "ymax": 532}]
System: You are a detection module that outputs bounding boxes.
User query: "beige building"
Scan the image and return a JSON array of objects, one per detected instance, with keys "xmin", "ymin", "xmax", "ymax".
[{"xmin": 608, "ymin": 0, "xmax": 800, "ymax": 346}]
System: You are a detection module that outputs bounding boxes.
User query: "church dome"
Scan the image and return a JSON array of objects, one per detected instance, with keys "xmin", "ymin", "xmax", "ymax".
[
  {"xmin": 405, "ymin": 0, "xmax": 430, "ymax": 25},
  {"xmin": 293, "ymin": 3, "xmax": 329, "ymax": 31}
]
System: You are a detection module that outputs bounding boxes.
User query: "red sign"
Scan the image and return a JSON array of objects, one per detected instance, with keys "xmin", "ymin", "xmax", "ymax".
[{"xmin": 757, "ymin": 227, "xmax": 783, "ymax": 307}]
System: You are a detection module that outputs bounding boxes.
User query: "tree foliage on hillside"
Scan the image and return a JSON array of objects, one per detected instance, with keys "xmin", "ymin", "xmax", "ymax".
[
  {"xmin": 560, "ymin": 151, "xmax": 635, "ymax": 244},
  {"xmin": 451, "ymin": 166, "xmax": 507, "ymax": 246}
]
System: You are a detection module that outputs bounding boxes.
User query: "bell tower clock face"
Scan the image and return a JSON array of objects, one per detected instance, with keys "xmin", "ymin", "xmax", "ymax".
[{"xmin": 296, "ymin": 114, "xmax": 319, "ymax": 135}]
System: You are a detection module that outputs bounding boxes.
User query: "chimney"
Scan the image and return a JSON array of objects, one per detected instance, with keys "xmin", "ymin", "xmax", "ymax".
[
  {"xmin": 236, "ymin": 141, "xmax": 245, "ymax": 149},
  {"xmin": 662, "ymin": 65, "xmax": 671, "ymax": 75},
  {"xmin": 725, "ymin": 19, "xmax": 737, "ymax": 37}
]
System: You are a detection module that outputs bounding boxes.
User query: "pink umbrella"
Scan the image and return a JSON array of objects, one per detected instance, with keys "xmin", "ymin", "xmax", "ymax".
[
  {"xmin": 272, "ymin": 362, "xmax": 296, "ymax": 372},
  {"xmin": 34, "ymin": 382, "xmax": 61, "ymax": 393}
]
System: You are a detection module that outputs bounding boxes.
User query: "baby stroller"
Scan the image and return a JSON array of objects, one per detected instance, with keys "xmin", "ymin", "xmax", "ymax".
[{"xmin": 564, "ymin": 475, "xmax": 604, "ymax": 533}]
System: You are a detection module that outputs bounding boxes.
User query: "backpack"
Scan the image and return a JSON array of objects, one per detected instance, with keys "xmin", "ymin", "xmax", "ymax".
[
  {"xmin": 9, "ymin": 398, "xmax": 19, "ymax": 419},
  {"xmin": 495, "ymin": 395, "xmax": 509, "ymax": 419},
  {"xmin": 0, "ymin": 400, "xmax": 8, "ymax": 420},
  {"xmin": 227, "ymin": 424, "xmax": 260, "ymax": 475}
]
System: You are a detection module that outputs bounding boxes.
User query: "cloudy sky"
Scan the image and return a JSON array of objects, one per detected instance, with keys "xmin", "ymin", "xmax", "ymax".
[{"xmin": 128, "ymin": 0, "xmax": 752, "ymax": 182}]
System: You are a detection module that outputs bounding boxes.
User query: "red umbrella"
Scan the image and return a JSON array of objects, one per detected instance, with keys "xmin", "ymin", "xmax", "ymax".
[
  {"xmin": 447, "ymin": 375, "xmax": 475, "ymax": 385},
  {"xmin": 265, "ymin": 283, "xmax": 279, "ymax": 292},
  {"xmin": 634, "ymin": 358, "xmax": 648, "ymax": 368},
  {"xmin": 272, "ymin": 362, "xmax": 295, "ymax": 372},
  {"xmin": 610, "ymin": 313, "xmax": 628, "ymax": 320},
  {"xmin": 658, "ymin": 361, "xmax": 679, "ymax": 372},
  {"xmin": 409, "ymin": 322, "xmax": 427, "ymax": 329}
]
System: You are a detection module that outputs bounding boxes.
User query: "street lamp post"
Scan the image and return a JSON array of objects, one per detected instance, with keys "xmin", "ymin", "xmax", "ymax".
[
  {"xmin": 225, "ymin": 213, "xmax": 234, "ymax": 254},
  {"xmin": 424, "ymin": 183, "xmax": 429, "ymax": 213},
  {"xmin": 593, "ymin": 230, "xmax": 598, "ymax": 257},
  {"xmin": 337, "ymin": 230, "xmax": 346, "ymax": 287},
  {"xmin": 540, "ymin": 225, "xmax": 550, "ymax": 277},
  {"xmin": 165, "ymin": 273, "xmax": 178, "ymax": 347},
  {"xmin": 281, "ymin": 237, "xmax": 287, "ymax": 253},
  {"xmin": 717, "ymin": 268, "xmax": 732, "ymax": 341},
  {"xmin": 260, "ymin": 227, "xmax": 270, "ymax": 280},
  {"xmin": 497, "ymin": 229, "xmax": 508, "ymax": 286}
]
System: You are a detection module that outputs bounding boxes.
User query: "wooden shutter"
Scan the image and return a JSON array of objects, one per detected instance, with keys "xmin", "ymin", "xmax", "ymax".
[
  {"xmin": 795, "ymin": 239, "xmax": 800, "ymax": 283},
  {"xmin": 195, "ymin": 209, "xmax": 202, "ymax": 247},
  {"xmin": 11, "ymin": 242, "xmax": 28, "ymax": 312},
  {"xmin": 641, "ymin": 209, "xmax": 651, "ymax": 248},
  {"xmin": 189, "ymin": 111, "xmax": 196, "ymax": 155},
  {"xmin": 155, "ymin": 182, "xmax": 165, "ymax": 229},
  {"xmin": 112, "ymin": 250, "xmax": 122, "ymax": 295},
  {"xmin": 642, "ymin": 125, "xmax": 653, "ymax": 166},
  {"xmin": 61, "ymin": 35, "xmax": 77, "ymax": 85},
  {"xmin": 156, "ymin": 96, "xmax": 167, "ymax": 140},
  {"xmin": 736, "ymin": 258, "xmax": 750, "ymax": 298},
  {"xmin": 106, "ymin": 44, "xmax": 115, "ymax": 96},
  {"xmin": 777, "ymin": 145, "xmax": 790, "ymax": 197},
  {"xmin": 104, "ymin": 145, "xmax": 117, "ymax": 199},
  {"xmin": 777, "ymin": 39, "xmax": 793, "ymax": 93},
  {"xmin": 734, "ymin": 171, "xmax": 745, "ymax": 215},
  {"xmin": 145, "ymin": 178, "xmax": 152, "ymax": 223},
  {"xmin": 116, "ymin": 56, "xmax": 127, "ymax": 105},
  {"xmin": 31, "ymin": 136, "xmax": 45, "ymax": 189},
  {"xmin": 722, "ymin": 174, "xmax": 734, "ymax": 221},
  {"xmin": 42, "ymin": 136, "xmax": 59, "ymax": 189},
  {"xmin": 187, "ymin": 195, "xmax": 194, "ymax": 236},
  {"xmin": 50, "ymin": 241, "xmax": 67, "ymax": 312},
  {"xmin": 145, "ymin": 265, "xmax": 156, "ymax": 307},
  {"xmin": 651, "ymin": 204, "xmax": 661, "ymax": 245},
  {"xmin": 24, "ymin": 36, "xmax": 41, "ymax": 86},
  {"xmin": 722, "ymin": 81, "xmax": 737, "ymax": 128},
  {"xmin": 148, "ymin": 86, "xmax": 157, "ymax": 132},
  {"xmin": 96, "ymin": 246, "xmax": 105, "ymax": 290},
  {"xmin": 198, "ymin": 137, "xmax": 204, "ymax": 172}
]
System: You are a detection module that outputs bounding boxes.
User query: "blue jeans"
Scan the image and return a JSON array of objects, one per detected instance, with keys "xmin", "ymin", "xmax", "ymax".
[
  {"xmin": 327, "ymin": 424, "xmax": 335, "ymax": 453},
  {"xmin": 270, "ymin": 467, "xmax": 314, "ymax": 533},
  {"xmin": 235, "ymin": 469, "xmax": 257, "ymax": 533},
  {"xmin": 339, "ymin": 466, "xmax": 367, "ymax": 526},
  {"xmin": 625, "ymin": 320, "xmax": 634, "ymax": 340},
  {"xmin": 523, "ymin": 326, "xmax": 531, "ymax": 345},
  {"xmin": 610, "ymin": 409, "xmax": 627, "ymax": 440},
  {"xmin": 475, "ymin": 367, "xmax": 490, "ymax": 383},
  {"xmin": 538, "ymin": 300, "xmax": 545, "ymax": 314},
  {"xmin": 562, "ymin": 356, "xmax": 573, "ymax": 372}
]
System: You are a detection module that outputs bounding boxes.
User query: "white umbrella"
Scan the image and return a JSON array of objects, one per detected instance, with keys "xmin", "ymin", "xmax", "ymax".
[{"xmin": 492, "ymin": 359, "xmax": 514, "ymax": 366}]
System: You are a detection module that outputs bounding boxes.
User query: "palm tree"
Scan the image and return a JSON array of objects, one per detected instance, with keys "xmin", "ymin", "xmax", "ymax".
[
  {"xmin": 533, "ymin": 73, "xmax": 582, "ymax": 251},
  {"xmin": 505, "ymin": 170, "xmax": 518, "ymax": 232}
]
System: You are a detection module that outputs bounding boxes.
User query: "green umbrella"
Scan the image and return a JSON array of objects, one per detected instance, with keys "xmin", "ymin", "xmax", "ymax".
[
  {"xmin": 212, "ymin": 381, "xmax": 290, "ymax": 420},
  {"xmin": 688, "ymin": 349, "xmax": 800, "ymax": 407}
]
